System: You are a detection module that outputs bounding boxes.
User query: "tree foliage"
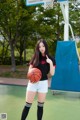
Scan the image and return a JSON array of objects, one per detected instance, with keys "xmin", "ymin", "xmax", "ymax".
[
  {"xmin": 0, "ymin": 1, "xmax": 80, "ymax": 67},
  {"xmin": 0, "ymin": 0, "xmax": 36, "ymax": 70}
]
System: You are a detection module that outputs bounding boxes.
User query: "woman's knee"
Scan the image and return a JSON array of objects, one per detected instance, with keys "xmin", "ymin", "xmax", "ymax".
[
  {"xmin": 26, "ymin": 91, "xmax": 36, "ymax": 103},
  {"xmin": 38, "ymin": 92, "xmax": 47, "ymax": 103}
]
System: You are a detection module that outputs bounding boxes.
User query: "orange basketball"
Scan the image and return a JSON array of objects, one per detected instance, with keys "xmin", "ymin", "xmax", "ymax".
[{"xmin": 27, "ymin": 68, "xmax": 42, "ymax": 83}]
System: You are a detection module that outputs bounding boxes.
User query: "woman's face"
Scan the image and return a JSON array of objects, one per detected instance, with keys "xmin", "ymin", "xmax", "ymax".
[{"xmin": 39, "ymin": 42, "xmax": 46, "ymax": 55}]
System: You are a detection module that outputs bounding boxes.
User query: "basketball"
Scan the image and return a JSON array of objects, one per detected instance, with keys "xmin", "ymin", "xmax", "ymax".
[{"xmin": 27, "ymin": 68, "xmax": 42, "ymax": 83}]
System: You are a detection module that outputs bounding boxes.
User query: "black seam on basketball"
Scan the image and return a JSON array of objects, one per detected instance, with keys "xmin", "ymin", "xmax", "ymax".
[
  {"xmin": 37, "ymin": 77, "xmax": 41, "ymax": 81},
  {"xmin": 31, "ymin": 72, "xmax": 36, "ymax": 82},
  {"xmin": 30, "ymin": 72, "xmax": 41, "ymax": 82},
  {"xmin": 34, "ymin": 73, "xmax": 41, "ymax": 80},
  {"xmin": 32, "ymin": 73, "xmax": 42, "ymax": 77},
  {"xmin": 32, "ymin": 71, "xmax": 42, "ymax": 76},
  {"xmin": 33, "ymin": 72, "xmax": 39, "ymax": 82}
]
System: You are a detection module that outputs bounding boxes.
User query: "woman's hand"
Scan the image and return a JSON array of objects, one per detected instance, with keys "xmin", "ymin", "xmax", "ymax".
[
  {"xmin": 46, "ymin": 55, "xmax": 53, "ymax": 64},
  {"xmin": 46, "ymin": 55, "xmax": 55, "ymax": 76}
]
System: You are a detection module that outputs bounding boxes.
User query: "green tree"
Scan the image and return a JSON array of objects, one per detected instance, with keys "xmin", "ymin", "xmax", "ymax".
[
  {"xmin": 34, "ymin": 3, "xmax": 63, "ymax": 41},
  {"xmin": 69, "ymin": 3, "xmax": 80, "ymax": 38},
  {"xmin": 0, "ymin": 0, "xmax": 36, "ymax": 71}
]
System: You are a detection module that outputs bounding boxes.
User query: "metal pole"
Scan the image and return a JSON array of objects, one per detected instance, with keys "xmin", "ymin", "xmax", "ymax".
[
  {"xmin": 64, "ymin": 2, "xmax": 69, "ymax": 41},
  {"xmin": 60, "ymin": 1, "xmax": 69, "ymax": 41}
]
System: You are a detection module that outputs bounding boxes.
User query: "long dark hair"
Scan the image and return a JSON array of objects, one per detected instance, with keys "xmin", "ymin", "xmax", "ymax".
[{"xmin": 29, "ymin": 39, "xmax": 49, "ymax": 67}]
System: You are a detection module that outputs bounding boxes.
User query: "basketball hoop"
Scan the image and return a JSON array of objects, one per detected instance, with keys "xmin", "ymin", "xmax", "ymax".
[{"xmin": 43, "ymin": 0, "xmax": 55, "ymax": 9}]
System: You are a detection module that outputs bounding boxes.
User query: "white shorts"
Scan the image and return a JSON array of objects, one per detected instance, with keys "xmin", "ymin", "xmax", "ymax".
[{"xmin": 27, "ymin": 80, "xmax": 48, "ymax": 93}]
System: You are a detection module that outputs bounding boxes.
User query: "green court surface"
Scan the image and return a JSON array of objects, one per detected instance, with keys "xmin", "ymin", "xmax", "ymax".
[{"xmin": 0, "ymin": 85, "xmax": 80, "ymax": 120}]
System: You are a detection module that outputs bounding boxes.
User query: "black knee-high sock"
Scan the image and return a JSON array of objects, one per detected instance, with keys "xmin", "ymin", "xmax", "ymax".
[
  {"xmin": 37, "ymin": 102, "xmax": 44, "ymax": 120},
  {"xmin": 21, "ymin": 102, "xmax": 32, "ymax": 120}
]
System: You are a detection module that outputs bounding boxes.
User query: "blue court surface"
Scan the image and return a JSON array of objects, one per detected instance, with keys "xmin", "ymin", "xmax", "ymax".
[{"xmin": 0, "ymin": 85, "xmax": 80, "ymax": 120}]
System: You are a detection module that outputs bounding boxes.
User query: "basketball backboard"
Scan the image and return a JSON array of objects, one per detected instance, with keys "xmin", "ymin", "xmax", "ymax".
[
  {"xmin": 26, "ymin": 0, "xmax": 80, "ymax": 7},
  {"xmin": 26, "ymin": 0, "xmax": 44, "ymax": 6}
]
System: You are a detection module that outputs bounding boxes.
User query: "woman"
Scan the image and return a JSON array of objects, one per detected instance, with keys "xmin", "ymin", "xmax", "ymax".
[{"xmin": 21, "ymin": 39, "xmax": 56, "ymax": 120}]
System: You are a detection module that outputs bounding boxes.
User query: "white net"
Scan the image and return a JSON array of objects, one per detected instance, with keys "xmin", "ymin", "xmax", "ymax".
[{"xmin": 43, "ymin": 0, "xmax": 55, "ymax": 9}]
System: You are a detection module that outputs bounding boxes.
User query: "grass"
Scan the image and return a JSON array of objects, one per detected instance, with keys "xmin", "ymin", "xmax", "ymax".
[
  {"xmin": 0, "ymin": 71, "xmax": 27, "ymax": 78},
  {"xmin": 0, "ymin": 65, "xmax": 28, "ymax": 79}
]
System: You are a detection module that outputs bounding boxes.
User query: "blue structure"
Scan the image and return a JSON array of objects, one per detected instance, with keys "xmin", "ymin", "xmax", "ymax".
[{"xmin": 50, "ymin": 41, "xmax": 80, "ymax": 92}]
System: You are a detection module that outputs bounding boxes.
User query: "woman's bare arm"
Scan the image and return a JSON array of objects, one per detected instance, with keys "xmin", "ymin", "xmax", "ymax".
[{"xmin": 28, "ymin": 64, "xmax": 33, "ymax": 72}]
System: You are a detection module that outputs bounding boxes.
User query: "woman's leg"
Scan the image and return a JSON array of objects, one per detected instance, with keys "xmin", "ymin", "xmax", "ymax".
[
  {"xmin": 37, "ymin": 92, "xmax": 47, "ymax": 120},
  {"xmin": 21, "ymin": 91, "xmax": 36, "ymax": 120}
]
